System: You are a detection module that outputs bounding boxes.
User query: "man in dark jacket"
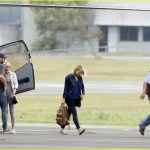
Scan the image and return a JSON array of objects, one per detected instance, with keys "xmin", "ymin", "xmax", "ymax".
[{"xmin": 0, "ymin": 64, "xmax": 9, "ymax": 133}]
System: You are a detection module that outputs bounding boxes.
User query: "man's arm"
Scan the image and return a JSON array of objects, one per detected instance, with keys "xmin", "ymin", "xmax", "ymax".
[
  {"xmin": 0, "ymin": 75, "xmax": 7, "ymax": 92},
  {"xmin": 140, "ymin": 81, "xmax": 147, "ymax": 100}
]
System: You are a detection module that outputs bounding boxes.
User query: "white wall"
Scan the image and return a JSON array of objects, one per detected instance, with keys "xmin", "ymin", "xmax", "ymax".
[
  {"xmin": 0, "ymin": 25, "xmax": 20, "ymax": 45},
  {"xmin": 108, "ymin": 26, "xmax": 118, "ymax": 52},
  {"xmin": 22, "ymin": 7, "xmax": 38, "ymax": 50}
]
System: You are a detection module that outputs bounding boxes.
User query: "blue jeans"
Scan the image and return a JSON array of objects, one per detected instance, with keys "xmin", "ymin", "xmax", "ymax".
[
  {"xmin": 0, "ymin": 93, "xmax": 7, "ymax": 129},
  {"xmin": 140, "ymin": 114, "xmax": 150, "ymax": 129}
]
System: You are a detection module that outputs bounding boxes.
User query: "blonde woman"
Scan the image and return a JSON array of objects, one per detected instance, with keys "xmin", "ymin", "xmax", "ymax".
[
  {"xmin": 4, "ymin": 62, "xmax": 18, "ymax": 134},
  {"xmin": 60, "ymin": 65, "xmax": 86, "ymax": 135}
]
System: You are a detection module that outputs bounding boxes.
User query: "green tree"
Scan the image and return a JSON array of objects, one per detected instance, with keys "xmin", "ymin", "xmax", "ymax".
[{"xmin": 31, "ymin": 2, "xmax": 101, "ymax": 51}]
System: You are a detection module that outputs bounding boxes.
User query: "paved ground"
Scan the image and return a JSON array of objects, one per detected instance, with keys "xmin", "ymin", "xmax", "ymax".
[
  {"xmin": 0, "ymin": 124, "xmax": 150, "ymax": 148},
  {"xmin": 6, "ymin": 80, "xmax": 146, "ymax": 148},
  {"xmin": 0, "ymin": 54, "xmax": 147, "ymax": 148}
]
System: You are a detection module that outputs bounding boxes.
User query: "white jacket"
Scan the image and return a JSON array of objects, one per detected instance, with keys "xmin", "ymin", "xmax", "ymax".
[{"xmin": 9, "ymin": 71, "xmax": 18, "ymax": 90}]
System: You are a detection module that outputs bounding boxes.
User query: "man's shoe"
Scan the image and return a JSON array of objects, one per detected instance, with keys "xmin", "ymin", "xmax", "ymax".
[
  {"xmin": 3, "ymin": 128, "xmax": 11, "ymax": 134},
  {"xmin": 139, "ymin": 125, "xmax": 145, "ymax": 136}
]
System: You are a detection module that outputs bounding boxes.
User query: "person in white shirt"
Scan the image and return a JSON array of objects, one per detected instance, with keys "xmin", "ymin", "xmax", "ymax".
[
  {"xmin": 4, "ymin": 62, "xmax": 18, "ymax": 134},
  {"xmin": 139, "ymin": 72, "xmax": 150, "ymax": 136}
]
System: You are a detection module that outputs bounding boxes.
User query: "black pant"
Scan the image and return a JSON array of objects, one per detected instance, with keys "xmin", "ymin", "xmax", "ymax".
[{"xmin": 61, "ymin": 105, "xmax": 80, "ymax": 130}]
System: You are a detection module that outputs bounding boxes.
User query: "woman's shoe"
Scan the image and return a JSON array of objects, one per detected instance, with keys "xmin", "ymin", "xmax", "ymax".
[
  {"xmin": 79, "ymin": 128, "xmax": 86, "ymax": 135},
  {"xmin": 60, "ymin": 130, "xmax": 67, "ymax": 135},
  {"xmin": 10, "ymin": 130, "xmax": 16, "ymax": 134}
]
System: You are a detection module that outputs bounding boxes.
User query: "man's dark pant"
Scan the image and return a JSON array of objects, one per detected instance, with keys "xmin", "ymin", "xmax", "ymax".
[{"xmin": 0, "ymin": 93, "xmax": 7, "ymax": 130}]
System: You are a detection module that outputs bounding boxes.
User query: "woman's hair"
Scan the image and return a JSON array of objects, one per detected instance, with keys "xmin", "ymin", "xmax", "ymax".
[
  {"xmin": 0, "ymin": 64, "xmax": 4, "ymax": 74},
  {"xmin": 4, "ymin": 62, "xmax": 11, "ymax": 68},
  {"xmin": 73, "ymin": 65, "xmax": 85, "ymax": 75}
]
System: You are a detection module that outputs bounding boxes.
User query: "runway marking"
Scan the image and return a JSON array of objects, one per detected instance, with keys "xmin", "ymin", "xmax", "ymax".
[{"xmin": 1, "ymin": 136, "xmax": 150, "ymax": 145}]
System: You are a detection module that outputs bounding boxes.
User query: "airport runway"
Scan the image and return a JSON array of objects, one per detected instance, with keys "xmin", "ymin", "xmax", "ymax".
[
  {"xmin": 22, "ymin": 81, "xmax": 142, "ymax": 96},
  {"xmin": 0, "ymin": 124, "xmax": 150, "ymax": 148},
  {"xmin": 6, "ymin": 81, "xmax": 145, "ymax": 148}
]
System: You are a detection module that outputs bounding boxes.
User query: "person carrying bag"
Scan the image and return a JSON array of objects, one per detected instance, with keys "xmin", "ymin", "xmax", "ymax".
[
  {"xmin": 4, "ymin": 62, "xmax": 18, "ymax": 134},
  {"xmin": 59, "ymin": 65, "xmax": 86, "ymax": 135}
]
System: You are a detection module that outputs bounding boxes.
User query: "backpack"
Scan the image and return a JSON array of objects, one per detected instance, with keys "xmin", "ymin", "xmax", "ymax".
[{"xmin": 56, "ymin": 103, "xmax": 70, "ymax": 128}]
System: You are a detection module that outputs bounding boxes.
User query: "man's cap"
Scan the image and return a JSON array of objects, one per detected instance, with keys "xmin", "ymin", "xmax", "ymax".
[{"xmin": 0, "ymin": 53, "xmax": 7, "ymax": 59}]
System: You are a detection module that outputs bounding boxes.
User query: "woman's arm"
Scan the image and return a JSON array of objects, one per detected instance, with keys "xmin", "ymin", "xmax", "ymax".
[
  {"xmin": 63, "ymin": 76, "xmax": 69, "ymax": 99},
  {"xmin": 11, "ymin": 72, "xmax": 18, "ymax": 95},
  {"xmin": 13, "ymin": 72, "xmax": 18, "ymax": 89},
  {"xmin": 81, "ymin": 78, "xmax": 85, "ymax": 95}
]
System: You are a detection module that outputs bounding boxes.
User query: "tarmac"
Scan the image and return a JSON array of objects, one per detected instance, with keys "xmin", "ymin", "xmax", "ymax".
[{"xmin": 0, "ymin": 124, "xmax": 150, "ymax": 148}]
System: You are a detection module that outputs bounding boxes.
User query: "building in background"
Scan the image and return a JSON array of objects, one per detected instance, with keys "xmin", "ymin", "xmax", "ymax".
[
  {"xmin": 94, "ymin": 2, "xmax": 150, "ymax": 53},
  {"xmin": 0, "ymin": 5, "xmax": 38, "ymax": 50},
  {"xmin": 0, "ymin": 5, "xmax": 96, "ymax": 52},
  {"xmin": 2, "ymin": 2, "xmax": 150, "ymax": 53},
  {"xmin": 22, "ymin": 7, "xmax": 38, "ymax": 50}
]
